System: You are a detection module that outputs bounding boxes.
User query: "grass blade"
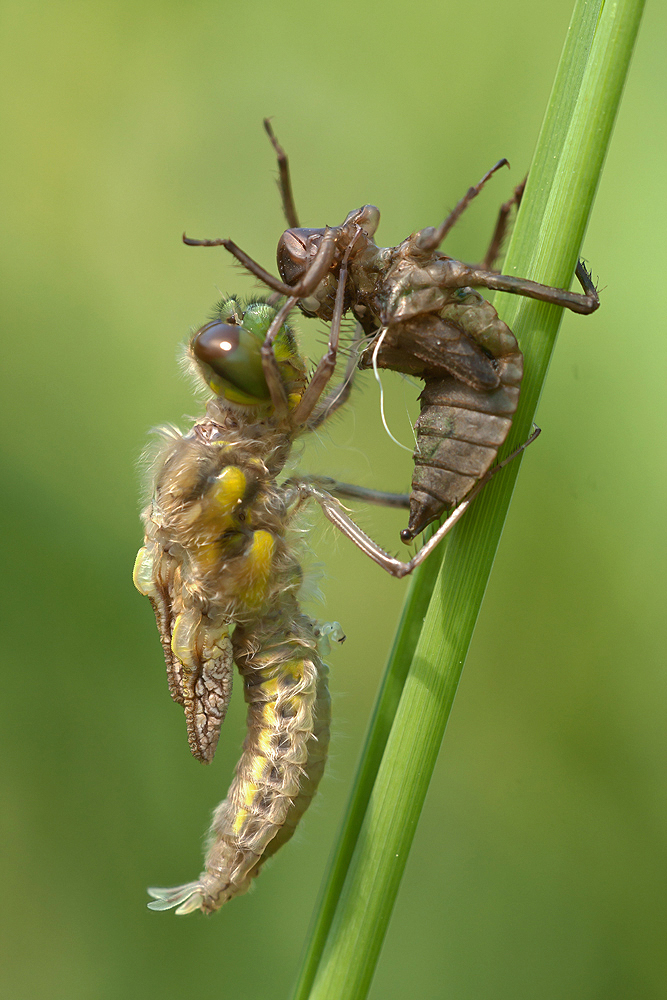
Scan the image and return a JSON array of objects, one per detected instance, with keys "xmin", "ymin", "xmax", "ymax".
[
  {"xmin": 292, "ymin": 1, "xmax": 645, "ymax": 997},
  {"xmin": 293, "ymin": 538, "xmax": 445, "ymax": 999}
]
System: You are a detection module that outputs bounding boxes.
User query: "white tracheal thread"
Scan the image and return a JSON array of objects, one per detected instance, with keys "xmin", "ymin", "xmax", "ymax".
[
  {"xmin": 371, "ymin": 328, "xmax": 414, "ymax": 454},
  {"xmin": 401, "ymin": 373, "xmax": 420, "ymax": 454}
]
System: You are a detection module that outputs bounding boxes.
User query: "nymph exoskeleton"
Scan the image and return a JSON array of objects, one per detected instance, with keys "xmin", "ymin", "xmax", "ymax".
[{"xmin": 191, "ymin": 121, "xmax": 598, "ymax": 554}]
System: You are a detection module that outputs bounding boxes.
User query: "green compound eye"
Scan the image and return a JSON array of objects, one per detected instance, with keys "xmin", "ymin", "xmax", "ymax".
[{"xmin": 192, "ymin": 321, "xmax": 271, "ymax": 404}]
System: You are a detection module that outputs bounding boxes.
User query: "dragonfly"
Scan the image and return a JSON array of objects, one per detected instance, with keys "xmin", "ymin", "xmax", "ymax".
[
  {"xmin": 135, "ymin": 277, "xmax": 446, "ymax": 915},
  {"xmin": 134, "ymin": 294, "xmax": 350, "ymax": 914},
  {"xmin": 191, "ymin": 121, "xmax": 599, "ymax": 548}
]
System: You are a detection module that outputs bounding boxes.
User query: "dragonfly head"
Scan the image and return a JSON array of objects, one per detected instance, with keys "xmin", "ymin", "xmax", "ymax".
[{"xmin": 189, "ymin": 298, "xmax": 306, "ymax": 408}]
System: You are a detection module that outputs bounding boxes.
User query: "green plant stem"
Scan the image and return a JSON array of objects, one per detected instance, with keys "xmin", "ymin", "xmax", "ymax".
[
  {"xmin": 291, "ymin": 2, "xmax": 645, "ymax": 998},
  {"xmin": 293, "ymin": 535, "xmax": 445, "ymax": 997}
]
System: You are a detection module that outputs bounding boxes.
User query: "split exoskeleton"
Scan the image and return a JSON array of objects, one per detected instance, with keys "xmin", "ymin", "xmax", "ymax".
[{"xmin": 187, "ymin": 120, "xmax": 598, "ymax": 564}]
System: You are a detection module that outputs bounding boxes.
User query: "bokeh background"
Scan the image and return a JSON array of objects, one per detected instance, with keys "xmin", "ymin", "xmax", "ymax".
[{"xmin": 2, "ymin": 1, "xmax": 665, "ymax": 997}]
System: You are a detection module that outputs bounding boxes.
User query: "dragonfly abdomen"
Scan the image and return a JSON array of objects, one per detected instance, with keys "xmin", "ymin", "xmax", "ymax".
[{"xmin": 147, "ymin": 609, "xmax": 336, "ymax": 915}]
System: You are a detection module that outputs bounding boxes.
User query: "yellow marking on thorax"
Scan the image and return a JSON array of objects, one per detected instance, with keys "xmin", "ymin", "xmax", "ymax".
[
  {"xmin": 184, "ymin": 465, "xmax": 248, "ymax": 530},
  {"xmin": 237, "ymin": 529, "xmax": 275, "ymax": 606},
  {"xmin": 182, "ymin": 466, "xmax": 250, "ymax": 569},
  {"xmin": 211, "ymin": 466, "xmax": 247, "ymax": 514}
]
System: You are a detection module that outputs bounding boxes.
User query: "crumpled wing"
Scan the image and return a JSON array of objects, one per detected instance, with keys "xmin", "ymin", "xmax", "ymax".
[{"xmin": 133, "ymin": 544, "xmax": 233, "ymax": 764}]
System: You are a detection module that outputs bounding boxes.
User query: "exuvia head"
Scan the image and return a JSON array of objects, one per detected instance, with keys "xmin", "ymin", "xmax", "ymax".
[{"xmin": 276, "ymin": 205, "xmax": 381, "ymax": 291}]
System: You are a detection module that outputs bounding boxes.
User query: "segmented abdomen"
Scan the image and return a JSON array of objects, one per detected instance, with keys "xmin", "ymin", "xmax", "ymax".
[
  {"xmin": 408, "ymin": 297, "xmax": 523, "ymax": 536},
  {"xmin": 147, "ymin": 607, "xmax": 337, "ymax": 915}
]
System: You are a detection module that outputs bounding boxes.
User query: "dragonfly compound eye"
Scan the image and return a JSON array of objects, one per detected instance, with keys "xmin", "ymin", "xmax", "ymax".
[{"xmin": 192, "ymin": 320, "xmax": 271, "ymax": 404}]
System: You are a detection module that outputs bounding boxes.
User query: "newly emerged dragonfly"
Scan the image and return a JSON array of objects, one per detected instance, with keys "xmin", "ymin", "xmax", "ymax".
[
  {"xmin": 134, "ymin": 295, "xmax": 350, "ymax": 914},
  {"xmin": 135, "ymin": 275, "xmax": 455, "ymax": 914},
  {"xmin": 191, "ymin": 122, "xmax": 599, "ymax": 545}
]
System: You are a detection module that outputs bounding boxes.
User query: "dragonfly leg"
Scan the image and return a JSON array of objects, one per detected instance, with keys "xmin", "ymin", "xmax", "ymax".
[
  {"xmin": 288, "ymin": 428, "xmax": 540, "ymax": 577},
  {"xmin": 263, "ymin": 119, "xmax": 300, "ymax": 229},
  {"xmin": 292, "ymin": 235, "xmax": 360, "ymax": 424},
  {"xmin": 183, "ymin": 228, "xmax": 338, "ymax": 300},
  {"xmin": 285, "ymin": 475, "xmax": 410, "ymax": 510},
  {"xmin": 461, "ymin": 258, "xmax": 600, "ymax": 314},
  {"xmin": 287, "ymin": 479, "xmax": 463, "ymax": 578},
  {"xmin": 479, "ymin": 177, "xmax": 526, "ymax": 272},
  {"xmin": 308, "ymin": 322, "xmax": 364, "ymax": 430},
  {"xmin": 417, "ymin": 159, "xmax": 510, "ymax": 252}
]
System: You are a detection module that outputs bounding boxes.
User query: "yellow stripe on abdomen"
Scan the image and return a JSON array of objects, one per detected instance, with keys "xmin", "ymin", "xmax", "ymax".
[
  {"xmin": 145, "ymin": 613, "xmax": 339, "ymax": 915},
  {"xmin": 194, "ymin": 628, "xmax": 328, "ymax": 911}
]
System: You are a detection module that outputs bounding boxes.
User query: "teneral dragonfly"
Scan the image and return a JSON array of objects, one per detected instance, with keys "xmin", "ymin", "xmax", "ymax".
[
  {"xmin": 135, "ymin": 275, "xmax": 432, "ymax": 914},
  {"xmin": 134, "ymin": 295, "xmax": 351, "ymax": 913}
]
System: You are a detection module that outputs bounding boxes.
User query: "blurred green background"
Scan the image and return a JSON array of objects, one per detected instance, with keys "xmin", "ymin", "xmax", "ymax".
[{"xmin": 1, "ymin": 1, "xmax": 665, "ymax": 997}]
